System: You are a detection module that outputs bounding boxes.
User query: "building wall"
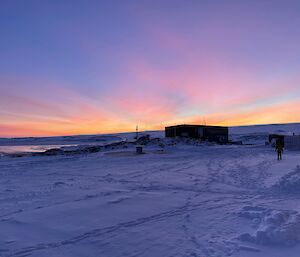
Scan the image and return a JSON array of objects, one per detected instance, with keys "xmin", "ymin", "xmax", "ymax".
[
  {"xmin": 203, "ymin": 126, "xmax": 228, "ymax": 143},
  {"xmin": 165, "ymin": 125, "xmax": 228, "ymax": 143},
  {"xmin": 165, "ymin": 126, "xmax": 199, "ymax": 138},
  {"xmin": 285, "ymin": 135, "xmax": 300, "ymax": 150}
]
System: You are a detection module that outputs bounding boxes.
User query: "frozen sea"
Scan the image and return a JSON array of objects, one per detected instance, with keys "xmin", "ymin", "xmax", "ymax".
[
  {"xmin": 0, "ymin": 123, "xmax": 300, "ymax": 257},
  {"xmin": 0, "ymin": 134, "xmax": 125, "ymax": 154}
]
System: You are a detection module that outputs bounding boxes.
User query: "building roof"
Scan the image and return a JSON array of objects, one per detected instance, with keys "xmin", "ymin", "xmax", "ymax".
[{"xmin": 165, "ymin": 124, "xmax": 228, "ymax": 129}]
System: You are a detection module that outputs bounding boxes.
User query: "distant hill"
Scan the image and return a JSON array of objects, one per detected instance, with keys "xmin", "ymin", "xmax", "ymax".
[
  {"xmin": 1, "ymin": 123, "xmax": 300, "ymax": 142},
  {"xmin": 229, "ymin": 123, "xmax": 300, "ymax": 135}
]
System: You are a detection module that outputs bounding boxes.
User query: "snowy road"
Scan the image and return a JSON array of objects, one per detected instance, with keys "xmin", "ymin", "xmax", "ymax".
[{"xmin": 0, "ymin": 142, "xmax": 300, "ymax": 257}]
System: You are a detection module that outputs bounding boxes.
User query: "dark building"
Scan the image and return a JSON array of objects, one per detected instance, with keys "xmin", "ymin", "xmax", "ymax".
[
  {"xmin": 268, "ymin": 134, "xmax": 285, "ymax": 147},
  {"xmin": 165, "ymin": 124, "xmax": 228, "ymax": 143}
]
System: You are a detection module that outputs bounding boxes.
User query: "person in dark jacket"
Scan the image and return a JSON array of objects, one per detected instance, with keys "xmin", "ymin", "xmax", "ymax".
[{"xmin": 275, "ymin": 139, "xmax": 284, "ymax": 160}]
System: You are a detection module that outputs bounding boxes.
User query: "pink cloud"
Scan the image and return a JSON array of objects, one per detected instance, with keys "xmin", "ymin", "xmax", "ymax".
[{"xmin": 1, "ymin": 61, "xmax": 299, "ymax": 137}]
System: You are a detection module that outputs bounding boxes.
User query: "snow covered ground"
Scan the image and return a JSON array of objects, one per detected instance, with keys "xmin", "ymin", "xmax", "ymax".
[{"xmin": 0, "ymin": 124, "xmax": 300, "ymax": 257}]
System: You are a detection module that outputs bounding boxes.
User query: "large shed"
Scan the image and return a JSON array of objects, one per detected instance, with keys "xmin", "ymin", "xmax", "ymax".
[{"xmin": 165, "ymin": 124, "xmax": 228, "ymax": 143}]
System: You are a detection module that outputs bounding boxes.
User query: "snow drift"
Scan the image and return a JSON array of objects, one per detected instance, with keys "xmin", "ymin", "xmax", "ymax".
[
  {"xmin": 272, "ymin": 165, "xmax": 300, "ymax": 194},
  {"xmin": 238, "ymin": 206, "xmax": 300, "ymax": 246}
]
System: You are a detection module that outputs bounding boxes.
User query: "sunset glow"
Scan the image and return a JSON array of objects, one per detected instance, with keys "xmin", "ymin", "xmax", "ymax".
[{"xmin": 1, "ymin": 1, "xmax": 300, "ymax": 137}]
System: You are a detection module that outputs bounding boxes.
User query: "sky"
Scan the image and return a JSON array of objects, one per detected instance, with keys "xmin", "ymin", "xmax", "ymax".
[{"xmin": 0, "ymin": 0, "xmax": 300, "ymax": 137}]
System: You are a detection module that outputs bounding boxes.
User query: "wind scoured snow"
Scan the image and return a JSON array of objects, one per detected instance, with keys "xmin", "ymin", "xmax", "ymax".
[
  {"xmin": 271, "ymin": 165, "xmax": 300, "ymax": 194},
  {"xmin": 238, "ymin": 206, "xmax": 300, "ymax": 246}
]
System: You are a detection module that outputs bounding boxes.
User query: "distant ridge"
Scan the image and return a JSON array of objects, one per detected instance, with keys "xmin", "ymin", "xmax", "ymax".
[{"xmin": 229, "ymin": 122, "xmax": 300, "ymax": 134}]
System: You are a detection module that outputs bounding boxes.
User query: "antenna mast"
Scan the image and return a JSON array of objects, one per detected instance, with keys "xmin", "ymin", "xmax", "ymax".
[{"xmin": 136, "ymin": 125, "xmax": 139, "ymax": 139}]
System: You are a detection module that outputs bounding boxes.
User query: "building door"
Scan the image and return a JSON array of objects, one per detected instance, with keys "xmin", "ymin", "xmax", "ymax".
[{"xmin": 197, "ymin": 127, "xmax": 204, "ymax": 138}]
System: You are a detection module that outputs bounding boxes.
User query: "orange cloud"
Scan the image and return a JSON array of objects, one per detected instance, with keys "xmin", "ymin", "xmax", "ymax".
[
  {"xmin": 186, "ymin": 99, "xmax": 300, "ymax": 126},
  {"xmin": 1, "ymin": 67, "xmax": 299, "ymax": 137}
]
